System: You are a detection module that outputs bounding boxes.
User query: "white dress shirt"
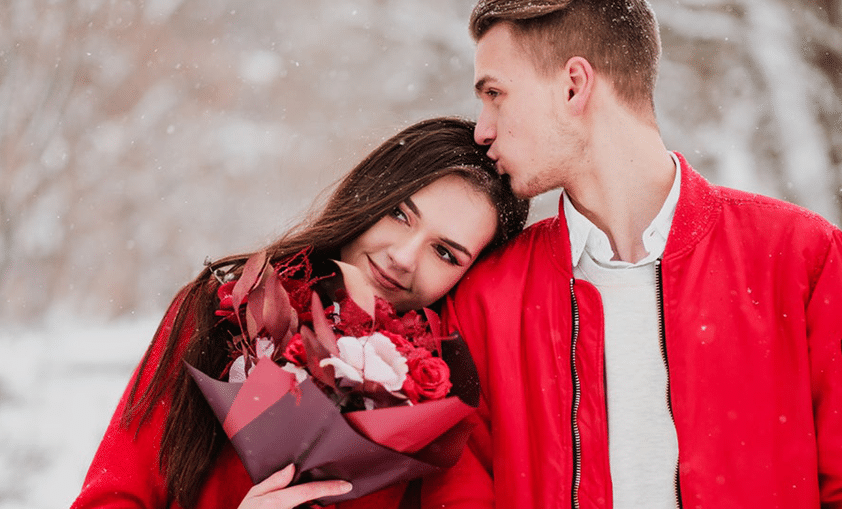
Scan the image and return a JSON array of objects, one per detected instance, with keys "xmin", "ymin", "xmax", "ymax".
[{"xmin": 562, "ymin": 152, "xmax": 681, "ymax": 508}]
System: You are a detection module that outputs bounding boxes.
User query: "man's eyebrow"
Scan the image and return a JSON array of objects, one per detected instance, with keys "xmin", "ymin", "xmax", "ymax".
[{"xmin": 474, "ymin": 76, "xmax": 492, "ymax": 96}]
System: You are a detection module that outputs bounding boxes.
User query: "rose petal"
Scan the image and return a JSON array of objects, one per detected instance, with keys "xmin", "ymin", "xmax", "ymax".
[
  {"xmin": 319, "ymin": 356, "xmax": 364, "ymax": 384},
  {"xmin": 361, "ymin": 344, "xmax": 406, "ymax": 392},
  {"xmin": 228, "ymin": 356, "xmax": 247, "ymax": 383},
  {"xmin": 335, "ymin": 336, "xmax": 366, "ymax": 370},
  {"xmin": 281, "ymin": 363, "xmax": 309, "ymax": 383},
  {"xmin": 363, "ymin": 333, "xmax": 408, "ymax": 391}
]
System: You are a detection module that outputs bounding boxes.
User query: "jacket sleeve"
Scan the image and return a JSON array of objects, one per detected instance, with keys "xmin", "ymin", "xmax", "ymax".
[
  {"xmin": 809, "ymin": 229, "xmax": 842, "ymax": 507},
  {"xmin": 419, "ymin": 414, "xmax": 493, "ymax": 508},
  {"xmin": 416, "ymin": 294, "xmax": 494, "ymax": 508},
  {"xmin": 70, "ymin": 290, "xmax": 189, "ymax": 509}
]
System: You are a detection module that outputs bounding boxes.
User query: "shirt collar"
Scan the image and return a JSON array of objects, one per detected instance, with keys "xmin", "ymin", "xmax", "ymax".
[{"xmin": 563, "ymin": 152, "xmax": 682, "ymax": 268}]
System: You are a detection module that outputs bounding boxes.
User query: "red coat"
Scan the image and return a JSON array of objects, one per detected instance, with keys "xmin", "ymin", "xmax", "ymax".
[
  {"xmin": 70, "ymin": 290, "xmax": 408, "ymax": 509},
  {"xmin": 424, "ymin": 154, "xmax": 842, "ymax": 508}
]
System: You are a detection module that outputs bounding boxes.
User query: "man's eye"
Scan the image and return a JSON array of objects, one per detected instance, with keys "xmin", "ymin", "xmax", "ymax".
[{"xmin": 486, "ymin": 89, "xmax": 499, "ymax": 99}]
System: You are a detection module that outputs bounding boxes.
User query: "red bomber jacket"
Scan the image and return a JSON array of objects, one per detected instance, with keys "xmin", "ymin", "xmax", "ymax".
[
  {"xmin": 423, "ymin": 153, "xmax": 842, "ymax": 508},
  {"xmin": 70, "ymin": 290, "xmax": 409, "ymax": 509}
]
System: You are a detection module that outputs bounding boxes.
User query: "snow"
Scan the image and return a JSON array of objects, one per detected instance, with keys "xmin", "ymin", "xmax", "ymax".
[
  {"xmin": 0, "ymin": 0, "xmax": 840, "ymax": 506},
  {"xmin": 0, "ymin": 316, "xmax": 158, "ymax": 509}
]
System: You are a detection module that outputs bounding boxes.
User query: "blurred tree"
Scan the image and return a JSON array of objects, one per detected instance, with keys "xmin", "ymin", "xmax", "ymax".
[
  {"xmin": 0, "ymin": 0, "xmax": 839, "ymax": 323},
  {"xmin": 653, "ymin": 0, "xmax": 841, "ymax": 221},
  {"xmin": 0, "ymin": 0, "xmax": 480, "ymax": 320}
]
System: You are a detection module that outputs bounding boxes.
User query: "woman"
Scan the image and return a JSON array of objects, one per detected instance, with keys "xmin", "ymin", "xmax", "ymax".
[{"xmin": 71, "ymin": 117, "xmax": 529, "ymax": 509}]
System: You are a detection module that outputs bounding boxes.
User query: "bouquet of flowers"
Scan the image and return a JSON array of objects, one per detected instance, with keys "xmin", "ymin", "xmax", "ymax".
[{"xmin": 186, "ymin": 249, "xmax": 479, "ymax": 505}]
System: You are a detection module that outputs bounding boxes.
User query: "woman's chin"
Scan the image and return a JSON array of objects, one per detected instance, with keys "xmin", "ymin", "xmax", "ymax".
[{"xmin": 332, "ymin": 260, "xmax": 377, "ymax": 317}]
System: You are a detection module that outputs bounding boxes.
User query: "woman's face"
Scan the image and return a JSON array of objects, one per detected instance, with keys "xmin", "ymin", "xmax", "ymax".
[{"xmin": 340, "ymin": 174, "xmax": 497, "ymax": 312}]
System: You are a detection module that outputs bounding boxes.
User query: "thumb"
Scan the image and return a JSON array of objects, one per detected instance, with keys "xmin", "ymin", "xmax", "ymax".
[{"xmin": 249, "ymin": 464, "xmax": 295, "ymax": 497}]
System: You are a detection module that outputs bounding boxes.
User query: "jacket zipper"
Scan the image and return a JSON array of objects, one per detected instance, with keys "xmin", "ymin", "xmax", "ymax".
[
  {"xmin": 655, "ymin": 259, "xmax": 683, "ymax": 509},
  {"xmin": 569, "ymin": 278, "xmax": 582, "ymax": 509}
]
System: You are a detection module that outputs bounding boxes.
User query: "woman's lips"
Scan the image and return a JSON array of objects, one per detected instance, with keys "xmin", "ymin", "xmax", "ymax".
[{"xmin": 367, "ymin": 257, "xmax": 408, "ymax": 292}]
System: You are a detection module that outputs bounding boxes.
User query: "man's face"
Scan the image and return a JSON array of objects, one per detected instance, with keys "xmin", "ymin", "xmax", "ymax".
[{"xmin": 473, "ymin": 23, "xmax": 584, "ymax": 198}]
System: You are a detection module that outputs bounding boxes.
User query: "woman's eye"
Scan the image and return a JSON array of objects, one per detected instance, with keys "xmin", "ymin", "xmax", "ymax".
[
  {"xmin": 390, "ymin": 207, "xmax": 408, "ymax": 223},
  {"xmin": 486, "ymin": 89, "xmax": 499, "ymax": 99},
  {"xmin": 435, "ymin": 245, "xmax": 459, "ymax": 266}
]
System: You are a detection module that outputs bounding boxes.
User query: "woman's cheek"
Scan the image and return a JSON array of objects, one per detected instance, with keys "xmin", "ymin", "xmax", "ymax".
[{"xmin": 435, "ymin": 269, "xmax": 464, "ymax": 300}]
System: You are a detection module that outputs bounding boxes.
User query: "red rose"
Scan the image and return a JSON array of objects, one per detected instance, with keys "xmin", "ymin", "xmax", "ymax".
[
  {"xmin": 374, "ymin": 300, "xmax": 429, "ymax": 339},
  {"xmin": 402, "ymin": 349, "xmax": 452, "ymax": 403},
  {"xmin": 380, "ymin": 330, "xmax": 414, "ymax": 355},
  {"xmin": 282, "ymin": 333, "xmax": 307, "ymax": 367}
]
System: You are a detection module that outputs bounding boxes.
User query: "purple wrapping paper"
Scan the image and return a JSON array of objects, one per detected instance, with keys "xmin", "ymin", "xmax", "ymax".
[{"xmin": 186, "ymin": 334, "xmax": 479, "ymax": 505}]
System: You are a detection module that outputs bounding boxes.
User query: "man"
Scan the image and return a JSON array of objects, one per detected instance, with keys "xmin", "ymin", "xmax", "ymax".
[{"xmin": 422, "ymin": 1, "xmax": 842, "ymax": 507}]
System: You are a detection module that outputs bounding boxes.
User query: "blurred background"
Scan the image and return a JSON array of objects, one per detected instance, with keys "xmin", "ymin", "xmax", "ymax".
[
  {"xmin": 0, "ymin": 0, "xmax": 840, "ymax": 507},
  {"xmin": 2, "ymin": 0, "xmax": 842, "ymax": 323}
]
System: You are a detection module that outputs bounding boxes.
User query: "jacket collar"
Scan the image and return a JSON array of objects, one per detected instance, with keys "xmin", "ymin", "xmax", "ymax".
[
  {"xmin": 662, "ymin": 152, "xmax": 721, "ymax": 261},
  {"xmin": 563, "ymin": 152, "xmax": 682, "ymax": 268},
  {"xmin": 552, "ymin": 152, "xmax": 720, "ymax": 271}
]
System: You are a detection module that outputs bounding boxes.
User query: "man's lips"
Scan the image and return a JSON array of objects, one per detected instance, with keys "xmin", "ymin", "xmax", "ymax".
[
  {"xmin": 367, "ymin": 257, "xmax": 408, "ymax": 292},
  {"xmin": 489, "ymin": 157, "xmax": 505, "ymax": 175}
]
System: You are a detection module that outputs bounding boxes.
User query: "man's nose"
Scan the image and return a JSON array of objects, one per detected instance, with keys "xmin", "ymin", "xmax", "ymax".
[{"xmin": 474, "ymin": 108, "xmax": 496, "ymax": 147}]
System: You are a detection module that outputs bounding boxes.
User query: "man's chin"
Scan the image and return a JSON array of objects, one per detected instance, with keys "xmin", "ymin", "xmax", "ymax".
[
  {"xmin": 501, "ymin": 170, "xmax": 557, "ymax": 199},
  {"xmin": 511, "ymin": 179, "xmax": 542, "ymax": 199},
  {"xmin": 501, "ymin": 172, "xmax": 533, "ymax": 199},
  {"xmin": 515, "ymin": 180, "xmax": 558, "ymax": 200}
]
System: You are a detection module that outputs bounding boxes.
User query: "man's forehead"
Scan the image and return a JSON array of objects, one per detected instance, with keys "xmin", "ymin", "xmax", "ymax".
[{"xmin": 473, "ymin": 26, "xmax": 512, "ymax": 80}]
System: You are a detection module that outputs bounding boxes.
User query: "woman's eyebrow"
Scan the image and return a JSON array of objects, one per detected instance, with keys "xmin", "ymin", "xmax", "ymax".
[
  {"xmin": 442, "ymin": 238, "xmax": 473, "ymax": 259},
  {"xmin": 403, "ymin": 197, "xmax": 421, "ymax": 217}
]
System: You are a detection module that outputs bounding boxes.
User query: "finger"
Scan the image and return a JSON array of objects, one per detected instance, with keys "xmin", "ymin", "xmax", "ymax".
[
  {"xmin": 247, "ymin": 464, "xmax": 296, "ymax": 498},
  {"xmin": 269, "ymin": 479, "xmax": 353, "ymax": 507}
]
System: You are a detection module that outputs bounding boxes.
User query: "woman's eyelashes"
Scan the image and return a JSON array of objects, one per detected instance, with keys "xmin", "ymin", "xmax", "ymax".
[
  {"xmin": 435, "ymin": 245, "xmax": 460, "ymax": 266},
  {"xmin": 390, "ymin": 206, "xmax": 409, "ymax": 224},
  {"xmin": 389, "ymin": 205, "xmax": 460, "ymax": 266}
]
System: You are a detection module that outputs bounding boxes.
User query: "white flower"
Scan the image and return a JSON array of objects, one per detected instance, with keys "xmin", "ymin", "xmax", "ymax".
[
  {"xmin": 319, "ymin": 332, "xmax": 408, "ymax": 391},
  {"xmin": 228, "ymin": 338, "xmax": 275, "ymax": 382},
  {"xmin": 282, "ymin": 363, "xmax": 309, "ymax": 383}
]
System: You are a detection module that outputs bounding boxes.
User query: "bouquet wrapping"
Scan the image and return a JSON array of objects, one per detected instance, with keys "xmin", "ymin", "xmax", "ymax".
[{"xmin": 186, "ymin": 250, "xmax": 479, "ymax": 504}]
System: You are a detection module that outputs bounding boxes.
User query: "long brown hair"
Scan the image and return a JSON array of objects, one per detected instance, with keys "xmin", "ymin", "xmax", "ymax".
[
  {"xmin": 122, "ymin": 116, "xmax": 529, "ymax": 507},
  {"xmin": 470, "ymin": 0, "xmax": 661, "ymax": 116}
]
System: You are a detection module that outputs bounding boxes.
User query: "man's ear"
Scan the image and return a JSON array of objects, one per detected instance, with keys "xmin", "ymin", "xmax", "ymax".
[{"xmin": 564, "ymin": 56, "xmax": 594, "ymax": 116}]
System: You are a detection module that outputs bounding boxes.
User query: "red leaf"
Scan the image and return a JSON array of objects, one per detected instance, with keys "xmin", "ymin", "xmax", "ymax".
[
  {"xmin": 423, "ymin": 308, "xmax": 441, "ymax": 339},
  {"xmin": 244, "ymin": 279, "xmax": 264, "ymax": 340},
  {"xmin": 232, "ymin": 250, "xmax": 268, "ymax": 316},
  {"xmin": 260, "ymin": 270, "xmax": 293, "ymax": 343},
  {"xmin": 300, "ymin": 326, "xmax": 336, "ymax": 389},
  {"xmin": 310, "ymin": 291, "xmax": 339, "ymax": 356}
]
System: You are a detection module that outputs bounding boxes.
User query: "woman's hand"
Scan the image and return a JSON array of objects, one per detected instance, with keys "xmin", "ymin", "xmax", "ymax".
[{"xmin": 238, "ymin": 464, "xmax": 353, "ymax": 509}]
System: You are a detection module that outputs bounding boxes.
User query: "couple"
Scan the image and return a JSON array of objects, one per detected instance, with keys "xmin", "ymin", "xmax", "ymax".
[{"xmin": 73, "ymin": 1, "xmax": 842, "ymax": 508}]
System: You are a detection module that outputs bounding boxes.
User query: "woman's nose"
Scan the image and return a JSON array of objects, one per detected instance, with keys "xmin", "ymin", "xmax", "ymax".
[{"xmin": 387, "ymin": 234, "xmax": 423, "ymax": 273}]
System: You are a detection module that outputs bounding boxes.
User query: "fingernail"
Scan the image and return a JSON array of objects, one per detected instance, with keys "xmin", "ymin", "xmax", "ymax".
[{"xmin": 338, "ymin": 481, "xmax": 353, "ymax": 493}]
